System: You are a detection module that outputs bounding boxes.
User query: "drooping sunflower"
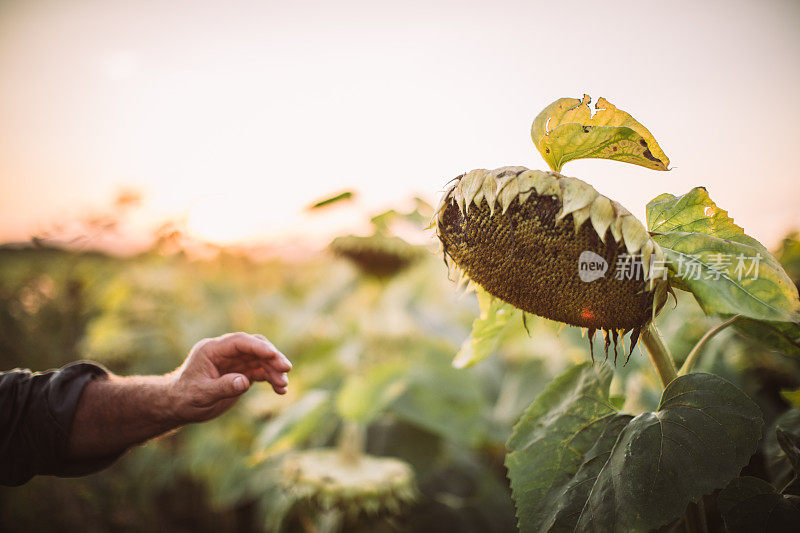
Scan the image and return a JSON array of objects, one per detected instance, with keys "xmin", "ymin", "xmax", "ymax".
[
  {"xmin": 435, "ymin": 166, "xmax": 670, "ymax": 361},
  {"xmin": 330, "ymin": 233, "xmax": 424, "ymax": 279},
  {"xmin": 279, "ymin": 448, "xmax": 416, "ymax": 517}
]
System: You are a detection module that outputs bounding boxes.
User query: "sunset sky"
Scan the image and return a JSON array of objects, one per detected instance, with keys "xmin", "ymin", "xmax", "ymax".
[{"xmin": 1, "ymin": 0, "xmax": 799, "ymax": 250}]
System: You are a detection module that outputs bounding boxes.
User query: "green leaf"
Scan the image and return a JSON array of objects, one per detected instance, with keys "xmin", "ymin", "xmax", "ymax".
[
  {"xmin": 735, "ymin": 318, "xmax": 800, "ymax": 358},
  {"xmin": 251, "ymin": 390, "xmax": 333, "ymax": 461},
  {"xmin": 781, "ymin": 388, "xmax": 800, "ymax": 408},
  {"xmin": 453, "ymin": 288, "xmax": 515, "ymax": 368},
  {"xmin": 774, "ymin": 231, "xmax": 800, "ymax": 286},
  {"xmin": 765, "ymin": 409, "xmax": 800, "ymax": 488},
  {"xmin": 647, "ymin": 187, "xmax": 800, "ymax": 323},
  {"xmin": 718, "ymin": 476, "xmax": 800, "ymax": 533},
  {"xmin": 591, "ymin": 373, "xmax": 763, "ymax": 531},
  {"xmin": 777, "ymin": 428, "xmax": 800, "ymax": 475},
  {"xmin": 506, "ymin": 362, "xmax": 631, "ymax": 532},
  {"xmin": 308, "ymin": 190, "xmax": 354, "ymax": 210},
  {"xmin": 506, "ymin": 365, "xmax": 763, "ymax": 532},
  {"xmin": 531, "ymin": 94, "xmax": 669, "ymax": 172},
  {"xmin": 393, "ymin": 356, "xmax": 487, "ymax": 445},
  {"xmin": 335, "ymin": 360, "xmax": 408, "ymax": 423}
]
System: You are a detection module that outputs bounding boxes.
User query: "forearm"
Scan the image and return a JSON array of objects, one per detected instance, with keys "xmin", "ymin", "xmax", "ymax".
[
  {"xmin": 2, "ymin": 333, "xmax": 288, "ymax": 485},
  {"xmin": 67, "ymin": 332, "xmax": 290, "ymax": 462},
  {"xmin": 68, "ymin": 373, "xmax": 181, "ymax": 459}
]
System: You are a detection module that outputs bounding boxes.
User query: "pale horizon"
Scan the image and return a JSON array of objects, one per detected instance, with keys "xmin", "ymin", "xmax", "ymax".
[{"xmin": 2, "ymin": 0, "xmax": 799, "ymax": 251}]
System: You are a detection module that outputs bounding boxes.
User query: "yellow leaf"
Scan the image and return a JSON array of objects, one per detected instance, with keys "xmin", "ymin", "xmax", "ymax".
[{"xmin": 532, "ymin": 94, "xmax": 670, "ymax": 172}]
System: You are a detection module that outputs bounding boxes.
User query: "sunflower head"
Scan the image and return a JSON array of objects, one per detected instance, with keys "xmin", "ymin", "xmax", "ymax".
[
  {"xmin": 435, "ymin": 167, "xmax": 670, "ymax": 360},
  {"xmin": 330, "ymin": 233, "xmax": 424, "ymax": 279},
  {"xmin": 280, "ymin": 448, "xmax": 416, "ymax": 517}
]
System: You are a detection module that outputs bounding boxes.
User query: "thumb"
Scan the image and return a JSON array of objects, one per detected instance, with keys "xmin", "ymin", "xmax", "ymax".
[{"xmin": 207, "ymin": 373, "xmax": 250, "ymax": 400}]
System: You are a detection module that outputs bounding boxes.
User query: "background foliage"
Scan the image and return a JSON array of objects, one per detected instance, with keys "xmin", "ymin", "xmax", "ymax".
[{"xmin": 1, "ymin": 216, "xmax": 800, "ymax": 532}]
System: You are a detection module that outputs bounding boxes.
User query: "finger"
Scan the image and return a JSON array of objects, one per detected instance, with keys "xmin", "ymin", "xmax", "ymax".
[
  {"xmin": 269, "ymin": 370, "xmax": 289, "ymax": 389},
  {"xmin": 270, "ymin": 376, "xmax": 288, "ymax": 395},
  {"xmin": 252, "ymin": 334, "xmax": 293, "ymax": 372},
  {"xmin": 215, "ymin": 355, "xmax": 264, "ymax": 376},
  {"xmin": 258, "ymin": 364, "xmax": 289, "ymax": 393},
  {"xmin": 237, "ymin": 366, "xmax": 285, "ymax": 392},
  {"xmin": 204, "ymin": 373, "xmax": 250, "ymax": 401},
  {"xmin": 218, "ymin": 359, "xmax": 283, "ymax": 384},
  {"xmin": 215, "ymin": 354, "xmax": 280, "ymax": 384},
  {"xmin": 246, "ymin": 367, "xmax": 270, "ymax": 382},
  {"xmin": 213, "ymin": 333, "xmax": 292, "ymax": 371}
]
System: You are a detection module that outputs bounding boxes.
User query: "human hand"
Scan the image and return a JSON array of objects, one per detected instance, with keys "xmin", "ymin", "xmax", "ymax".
[{"xmin": 168, "ymin": 332, "xmax": 292, "ymax": 423}]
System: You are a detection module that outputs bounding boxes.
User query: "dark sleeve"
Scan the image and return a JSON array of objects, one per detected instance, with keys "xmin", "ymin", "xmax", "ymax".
[{"xmin": 0, "ymin": 361, "xmax": 120, "ymax": 486}]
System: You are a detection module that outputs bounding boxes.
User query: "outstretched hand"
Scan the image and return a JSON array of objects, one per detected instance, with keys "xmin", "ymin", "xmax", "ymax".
[
  {"xmin": 69, "ymin": 332, "xmax": 292, "ymax": 459},
  {"xmin": 169, "ymin": 332, "xmax": 293, "ymax": 423}
]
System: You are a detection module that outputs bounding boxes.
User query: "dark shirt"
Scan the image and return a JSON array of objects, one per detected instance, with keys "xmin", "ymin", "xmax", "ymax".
[{"xmin": 0, "ymin": 361, "xmax": 117, "ymax": 486}]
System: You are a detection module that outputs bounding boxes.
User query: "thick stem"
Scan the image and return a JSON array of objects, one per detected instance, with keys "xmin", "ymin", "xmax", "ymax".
[
  {"xmin": 678, "ymin": 315, "xmax": 740, "ymax": 376},
  {"xmin": 641, "ymin": 324, "xmax": 678, "ymax": 388},
  {"xmin": 337, "ymin": 420, "xmax": 366, "ymax": 465}
]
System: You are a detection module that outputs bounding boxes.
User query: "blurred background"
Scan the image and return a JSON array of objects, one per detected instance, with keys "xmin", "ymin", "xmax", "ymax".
[{"xmin": 1, "ymin": 0, "xmax": 800, "ymax": 531}]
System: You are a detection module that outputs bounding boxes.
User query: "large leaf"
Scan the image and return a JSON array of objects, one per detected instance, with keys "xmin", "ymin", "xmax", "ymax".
[
  {"xmin": 453, "ymin": 288, "xmax": 515, "ymax": 368},
  {"xmin": 505, "ymin": 362, "xmax": 631, "ymax": 532},
  {"xmin": 586, "ymin": 373, "xmax": 763, "ymax": 531},
  {"xmin": 735, "ymin": 318, "xmax": 800, "ymax": 358},
  {"xmin": 531, "ymin": 95, "xmax": 669, "ymax": 172},
  {"xmin": 506, "ymin": 365, "xmax": 763, "ymax": 532},
  {"xmin": 718, "ymin": 476, "xmax": 800, "ymax": 533},
  {"xmin": 647, "ymin": 187, "xmax": 800, "ymax": 324}
]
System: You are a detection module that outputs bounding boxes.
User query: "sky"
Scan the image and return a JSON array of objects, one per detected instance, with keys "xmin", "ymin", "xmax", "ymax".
[{"xmin": 1, "ymin": 0, "xmax": 799, "ymax": 250}]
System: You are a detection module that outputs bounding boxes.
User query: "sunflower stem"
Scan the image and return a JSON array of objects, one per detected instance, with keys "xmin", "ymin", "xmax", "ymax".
[
  {"xmin": 641, "ymin": 324, "xmax": 678, "ymax": 388},
  {"xmin": 337, "ymin": 421, "xmax": 366, "ymax": 465},
  {"xmin": 642, "ymin": 326, "xmax": 706, "ymax": 533},
  {"xmin": 678, "ymin": 315, "xmax": 740, "ymax": 376}
]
